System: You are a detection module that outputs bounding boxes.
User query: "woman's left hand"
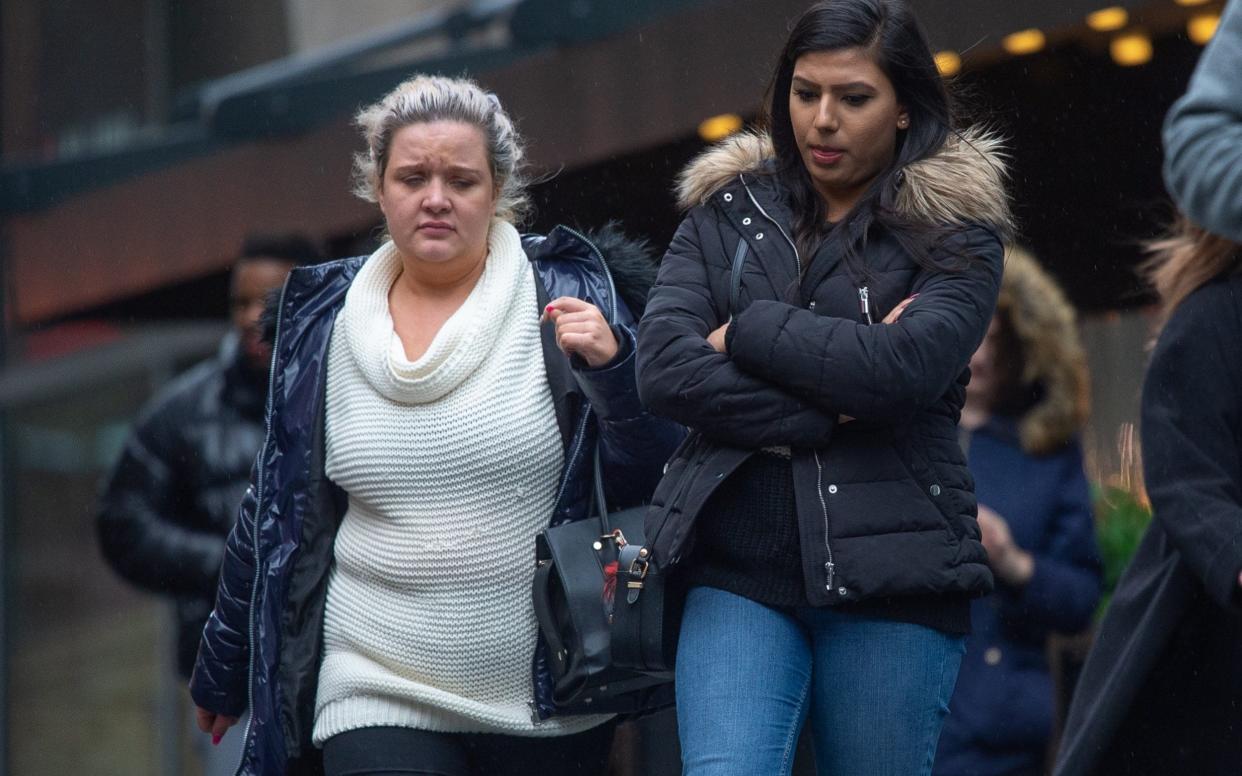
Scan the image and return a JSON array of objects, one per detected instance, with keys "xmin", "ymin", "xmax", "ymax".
[
  {"xmin": 543, "ymin": 297, "xmax": 619, "ymax": 368},
  {"xmin": 707, "ymin": 322, "xmax": 729, "ymax": 353}
]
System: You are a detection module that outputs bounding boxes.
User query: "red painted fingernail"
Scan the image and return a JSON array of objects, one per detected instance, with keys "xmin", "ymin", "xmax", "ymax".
[
  {"xmin": 212, "ymin": 734, "xmax": 222, "ymax": 746},
  {"xmin": 545, "ymin": 304, "xmax": 555, "ymax": 312}
]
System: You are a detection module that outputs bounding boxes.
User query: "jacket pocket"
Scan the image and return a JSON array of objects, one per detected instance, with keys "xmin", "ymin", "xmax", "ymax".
[{"xmin": 891, "ymin": 435, "xmax": 960, "ymax": 543}]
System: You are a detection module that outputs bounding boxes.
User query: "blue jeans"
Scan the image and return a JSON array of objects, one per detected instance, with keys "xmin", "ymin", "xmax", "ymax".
[{"xmin": 676, "ymin": 586, "xmax": 965, "ymax": 776}]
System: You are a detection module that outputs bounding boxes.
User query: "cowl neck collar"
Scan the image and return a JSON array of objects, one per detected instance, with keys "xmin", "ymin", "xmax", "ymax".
[{"xmin": 338, "ymin": 219, "xmax": 527, "ymax": 405}]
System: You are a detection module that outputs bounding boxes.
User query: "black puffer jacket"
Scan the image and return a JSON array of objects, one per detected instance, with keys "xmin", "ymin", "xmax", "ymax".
[
  {"xmin": 97, "ymin": 334, "xmax": 266, "ymax": 678},
  {"xmin": 637, "ymin": 129, "xmax": 1012, "ymax": 606}
]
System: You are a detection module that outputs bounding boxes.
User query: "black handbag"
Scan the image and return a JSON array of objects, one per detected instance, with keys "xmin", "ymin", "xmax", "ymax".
[{"xmin": 532, "ymin": 447, "xmax": 680, "ymax": 715}]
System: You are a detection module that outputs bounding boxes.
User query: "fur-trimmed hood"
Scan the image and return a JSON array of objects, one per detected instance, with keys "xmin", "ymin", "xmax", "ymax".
[
  {"xmin": 998, "ymin": 246, "xmax": 1090, "ymax": 454},
  {"xmin": 675, "ymin": 127, "xmax": 1014, "ymax": 234}
]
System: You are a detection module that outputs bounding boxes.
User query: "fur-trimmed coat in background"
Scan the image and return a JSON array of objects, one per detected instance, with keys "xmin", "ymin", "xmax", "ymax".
[
  {"xmin": 637, "ymin": 129, "xmax": 1012, "ymax": 606},
  {"xmin": 936, "ymin": 247, "xmax": 1103, "ymax": 776}
]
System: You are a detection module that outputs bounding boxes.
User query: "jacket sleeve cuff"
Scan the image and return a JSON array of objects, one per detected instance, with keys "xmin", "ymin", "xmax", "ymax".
[
  {"xmin": 189, "ymin": 666, "xmax": 247, "ymax": 719},
  {"xmin": 571, "ymin": 326, "xmax": 645, "ymax": 420},
  {"xmin": 727, "ymin": 300, "xmax": 786, "ymax": 368}
]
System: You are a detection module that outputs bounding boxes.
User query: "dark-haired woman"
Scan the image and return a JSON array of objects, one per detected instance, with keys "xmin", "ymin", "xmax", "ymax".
[
  {"xmin": 636, "ymin": 1, "xmax": 1011, "ymax": 773},
  {"xmin": 934, "ymin": 247, "xmax": 1102, "ymax": 776},
  {"xmin": 1053, "ymin": 222, "xmax": 1242, "ymax": 776}
]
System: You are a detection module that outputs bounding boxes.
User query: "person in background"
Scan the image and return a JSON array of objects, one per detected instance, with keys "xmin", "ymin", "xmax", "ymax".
[
  {"xmin": 1052, "ymin": 219, "xmax": 1242, "ymax": 775},
  {"xmin": 934, "ymin": 247, "xmax": 1102, "ymax": 776},
  {"xmin": 1055, "ymin": 11, "xmax": 1242, "ymax": 770},
  {"xmin": 1162, "ymin": 0, "xmax": 1242, "ymax": 243},
  {"xmin": 96, "ymin": 233, "xmax": 320, "ymax": 776}
]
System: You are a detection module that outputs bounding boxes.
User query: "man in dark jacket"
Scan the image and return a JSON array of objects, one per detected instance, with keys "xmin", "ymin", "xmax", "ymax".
[{"xmin": 96, "ymin": 234, "xmax": 319, "ymax": 774}]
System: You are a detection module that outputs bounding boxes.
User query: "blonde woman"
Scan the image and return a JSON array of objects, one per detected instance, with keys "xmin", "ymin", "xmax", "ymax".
[{"xmin": 188, "ymin": 75, "xmax": 681, "ymax": 776}]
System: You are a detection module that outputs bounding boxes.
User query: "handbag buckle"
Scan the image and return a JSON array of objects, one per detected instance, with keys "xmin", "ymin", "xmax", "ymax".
[{"xmin": 626, "ymin": 548, "xmax": 650, "ymax": 590}]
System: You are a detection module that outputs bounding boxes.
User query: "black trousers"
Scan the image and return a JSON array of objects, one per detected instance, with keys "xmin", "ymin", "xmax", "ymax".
[{"xmin": 322, "ymin": 721, "xmax": 617, "ymax": 776}]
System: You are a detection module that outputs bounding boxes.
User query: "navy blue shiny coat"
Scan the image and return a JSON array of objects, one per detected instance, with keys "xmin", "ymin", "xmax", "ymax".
[{"xmin": 188, "ymin": 227, "xmax": 683, "ymax": 776}]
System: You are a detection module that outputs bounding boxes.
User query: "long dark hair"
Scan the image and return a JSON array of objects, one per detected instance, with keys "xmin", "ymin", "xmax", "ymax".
[{"xmin": 764, "ymin": 0, "xmax": 962, "ymax": 278}]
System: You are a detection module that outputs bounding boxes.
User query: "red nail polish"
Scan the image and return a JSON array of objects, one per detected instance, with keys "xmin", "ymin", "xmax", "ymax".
[{"xmin": 212, "ymin": 734, "xmax": 222, "ymax": 746}]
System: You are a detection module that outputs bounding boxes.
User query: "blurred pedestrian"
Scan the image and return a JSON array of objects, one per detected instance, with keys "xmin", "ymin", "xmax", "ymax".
[
  {"xmin": 188, "ymin": 74, "xmax": 682, "ymax": 776},
  {"xmin": 1162, "ymin": 0, "xmax": 1242, "ymax": 242},
  {"xmin": 96, "ymin": 233, "xmax": 318, "ymax": 776},
  {"xmin": 1054, "ymin": 12, "xmax": 1242, "ymax": 768},
  {"xmin": 934, "ymin": 247, "xmax": 1102, "ymax": 776},
  {"xmin": 1053, "ymin": 220, "xmax": 1242, "ymax": 775},
  {"xmin": 636, "ymin": 1, "xmax": 1012, "ymax": 773}
]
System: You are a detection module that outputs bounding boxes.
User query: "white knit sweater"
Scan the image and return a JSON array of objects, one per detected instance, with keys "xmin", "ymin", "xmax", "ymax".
[{"xmin": 313, "ymin": 221, "xmax": 608, "ymax": 742}]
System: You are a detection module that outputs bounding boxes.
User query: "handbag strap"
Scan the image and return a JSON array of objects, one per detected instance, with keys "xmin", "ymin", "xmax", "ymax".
[{"xmin": 592, "ymin": 443, "xmax": 611, "ymax": 535}]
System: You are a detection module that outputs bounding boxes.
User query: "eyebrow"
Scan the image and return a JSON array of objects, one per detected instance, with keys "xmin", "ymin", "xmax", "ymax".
[
  {"xmin": 791, "ymin": 75, "xmax": 878, "ymax": 92},
  {"xmin": 390, "ymin": 162, "xmax": 485, "ymax": 176}
]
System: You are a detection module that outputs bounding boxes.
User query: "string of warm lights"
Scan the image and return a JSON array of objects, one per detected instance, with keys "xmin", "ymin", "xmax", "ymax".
[
  {"xmin": 698, "ymin": 1, "xmax": 1225, "ymax": 141},
  {"xmin": 932, "ymin": 0, "xmax": 1222, "ymax": 79}
]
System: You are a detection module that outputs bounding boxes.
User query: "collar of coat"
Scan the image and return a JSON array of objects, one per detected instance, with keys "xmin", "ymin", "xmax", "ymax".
[{"xmin": 675, "ymin": 127, "xmax": 1014, "ymax": 235}]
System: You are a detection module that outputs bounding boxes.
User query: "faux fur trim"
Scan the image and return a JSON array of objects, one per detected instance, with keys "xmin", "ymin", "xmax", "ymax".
[
  {"xmin": 897, "ymin": 130, "xmax": 1012, "ymax": 234},
  {"xmin": 675, "ymin": 130, "xmax": 773, "ymax": 212},
  {"xmin": 999, "ymin": 246, "xmax": 1090, "ymax": 454},
  {"xmin": 675, "ymin": 127, "xmax": 1013, "ymax": 234}
]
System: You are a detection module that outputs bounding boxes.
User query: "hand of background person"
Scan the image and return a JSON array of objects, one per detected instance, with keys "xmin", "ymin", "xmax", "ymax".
[
  {"xmin": 977, "ymin": 504, "xmax": 1035, "ymax": 586},
  {"xmin": 196, "ymin": 706, "xmax": 239, "ymax": 746},
  {"xmin": 542, "ymin": 297, "xmax": 620, "ymax": 368},
  {"xmin": 706, "ymin": 322, "xmax": 729, "ymax": 353}
]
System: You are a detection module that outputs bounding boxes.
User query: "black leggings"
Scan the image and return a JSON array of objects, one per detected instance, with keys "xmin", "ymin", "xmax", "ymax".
[{"xmin": 321, "ymin": 722, "xmax": 617, "ymax": 776}]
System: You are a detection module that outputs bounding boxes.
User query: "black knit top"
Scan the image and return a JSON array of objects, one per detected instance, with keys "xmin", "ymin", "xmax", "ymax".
[{"xmin": 685, "ymin": 449, "xmax": 971, "ymax": 635}]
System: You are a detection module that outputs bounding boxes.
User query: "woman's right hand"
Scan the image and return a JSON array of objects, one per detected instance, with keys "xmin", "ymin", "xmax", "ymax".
[{"xmin": 196, "ymin": 706, "xmax": 240, "ymax": 745}]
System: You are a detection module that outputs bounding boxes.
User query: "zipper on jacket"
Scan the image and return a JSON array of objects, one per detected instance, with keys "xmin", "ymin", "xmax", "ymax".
[
  {"xmin": 234, "ymin": 276, "xmax": 291, "ymax": 776},
  {"xmin": 741, "ymin": 178, "xmax": 803, "ymax": 277},
  {"xmin": 558, "ymin": 225, "xmax": 619, "ymax": 324},
  {"xmin": 858, "ymin": 286, "xmax": 873, "ymax": 324},
  {"xmin": 813, "ymin": 450, "xmax": 837, "ymax": 594},
  {"xmin": 738, "ymin": 178, "xmax": 839, "ymax": 593},
  {"xmin": 550, "ymin": 408, "xmax": 593, "ymax": 524}
]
